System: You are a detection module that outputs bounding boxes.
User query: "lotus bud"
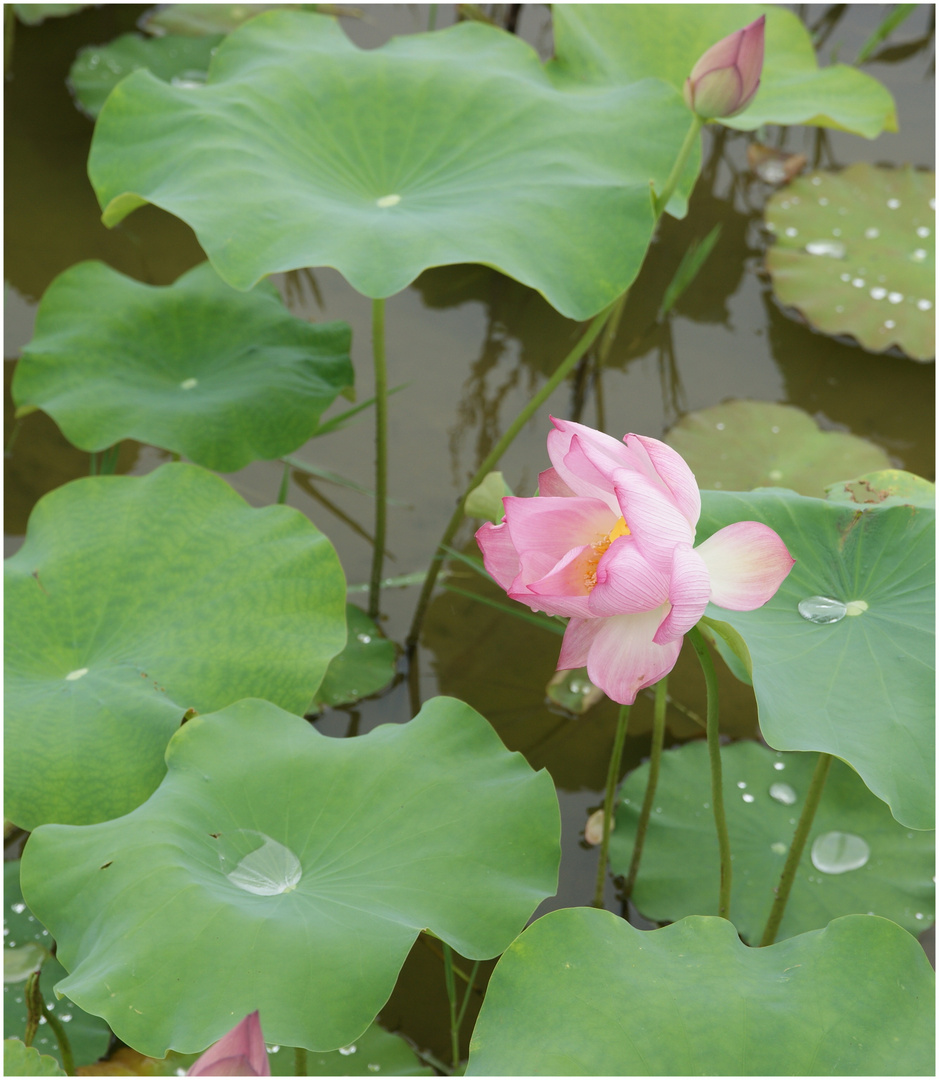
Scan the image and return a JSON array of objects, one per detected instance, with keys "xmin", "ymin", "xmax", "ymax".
[
  {"xmin": 683, "ymin": 16, "xmax": 765, "ymax": 120},
  {"xmin": 187, "ymin": 1011, "xmax": 271, "ymax": 1076}
]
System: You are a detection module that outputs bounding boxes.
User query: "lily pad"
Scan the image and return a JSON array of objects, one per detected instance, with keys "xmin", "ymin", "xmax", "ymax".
[
  {"xmin": 4, "ymin": 1040, "xmax": 67, "ymax": 1077},
  {"xmin": 697, "ymin": 488, "xmax": 934, "ymax": 830},
  {"xmin": 665, "ymin": 400, "xmax": 891, "ymax": 496},
  {"xmin": 826, "ymin": 468, "xmax": 936, "ymax": 509},
  {"xmin": 466, "ymin": 908, "xmax": 935, "ymax": 1075},
  {"xmin": 13, "ymin": 261, "xmax": 354, "ymax": 472},
  {"xmin": 312, "ymin": 604, "xmax": 396, "ymax": 709},
  {"xmin": 4, "ymin": 863, "xmax": 112, "ymax": 1071},
  {"xmin": 550, "ymin": 4, "xmax": 898, "ymax": 137},
  {"xmin": 4, "ymin": 462, "xmax": 346, "ymax": 829},
  {"xmin": 609, "ymin": 740, "xmax": 934, "ymax": 942},
  {"xmin": 88, "ymin": 10, "xmax": 698, "ymax": 319},
  {"xmin": 68, "ymin": 34, "xmax": 223, "ymax": 118},
  {"xmin": 20, "ymin": 696, "xmax": 561, "ymax": 1056},
  {"xmin": 765, "ymin": 165, "xmax": 935, "ymax": 361}
]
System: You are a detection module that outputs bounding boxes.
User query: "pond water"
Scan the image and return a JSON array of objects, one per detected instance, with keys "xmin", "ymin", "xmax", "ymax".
[{"xmin": 4, "ymin": 1, "xmax": 935, "ymax": 1063}]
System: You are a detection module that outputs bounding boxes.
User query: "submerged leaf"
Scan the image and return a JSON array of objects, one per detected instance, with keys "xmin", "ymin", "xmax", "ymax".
[{"xmin": 765, "ymin": 165, "xmax": 935, "ymax": 361}]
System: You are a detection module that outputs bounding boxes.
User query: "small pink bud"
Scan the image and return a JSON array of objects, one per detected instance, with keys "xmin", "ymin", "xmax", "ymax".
[
  {"xmin": 187, "ymin": 1011, "xmax": 271, "ymax": 1076},
  {"xmin": 683, "ymin": 16, "xmax": 765, "ymax": 120}
]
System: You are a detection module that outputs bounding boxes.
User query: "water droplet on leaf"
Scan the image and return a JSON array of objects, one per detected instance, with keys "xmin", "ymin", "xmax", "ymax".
[
  {"xmin": 798, "ymin": 596, "xmax": 846, "ymax": 624},
  {"xmin": 220, "ymin": 831, "xmax": 302, "ymax": 896},
  {"xmin": 811, "ymin": 831, "xmax": 870, "ymax": 874},
  {"xmin": 769, "ymin": 782, "xmax": 797, "ymax": 806}
]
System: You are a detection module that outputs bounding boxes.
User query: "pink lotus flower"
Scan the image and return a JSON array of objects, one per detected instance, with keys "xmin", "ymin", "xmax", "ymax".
[
  {"xmin": 683, "ymin": 16, "xmax": 765, "ymax": 120},
  {"xmin": 187, "ymin": 1011, "xmax": 271, "ymax": 1076},
  {"xmin": 476, "ymin": 418, "xmax": 794, "ymax": 705}
]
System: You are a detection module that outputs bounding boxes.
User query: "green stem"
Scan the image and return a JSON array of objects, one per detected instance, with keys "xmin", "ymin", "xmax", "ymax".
[
  {"xmin": 368, "ymin": 297, "xmax": 388, "ymax": 621},
  {"xmin": 593, "ymin": 704, "xmax": 631, "ymax": 908},
  {"xmin": 5, "ymin": 416, "xmax": 24, "ymax": 457},
  {"xmin": 442, "ymin": 942, "xmax": 460, "ymax": 1070},
  {"xmin": 687, "ymin": 626, "xmax": 732, "ymax": 920},
  {"xmin": 653, "ymin": 113, "xmax": 703, "ymax": 219},
  {"xmin": 276, "ymin": 461, "xmax": 290, "ymax": 505},
  {"xmin": 454, "ymin": 959, "xmax": 481, "ymax": 1033},
  {"xmin": 760, "ymin": 752, "xmax": 833, "ymax": 947},
  {"xmin": 623, "ymin": 676, "xmax": 668, "ymax": 902},
  {"xmin": 406, "ymin": 301, "xmax": 615, "ymax": 653},
  {"xmin": 294, "ymin": 1046, "xmax": 308, "ymax": 1076},
  {"xmin": 24, "ymin": 972, "xmax": 75, "ymax": 1074}
]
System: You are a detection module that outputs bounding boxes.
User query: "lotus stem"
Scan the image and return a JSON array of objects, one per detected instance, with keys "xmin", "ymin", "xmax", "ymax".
[
  {"xmin": 623, "ymin": 676, "xmax": 668, "ymax": 902},
  {"xmin": 294, "ymin": 1046, "xmax": 308, "ymax": 1076},
  {"xmin": 687, "ymin": 626, "xmax": 732, "ymax": 920},
  {"xmin": 368, "ymin": 297, "xmax": 388, "ymax": 621},
  {"xmin": 24, "ymin": 972, "xmax": 75, "ymax": 1075},
  {"xmin": 406, "ymin": 301, "xmax": 615, "ymax": 654},
  {"xmin": 760, "ymin": 752, "xmax": 833, "ymax": 946},
  {"xmin": 442, "ymin": 941, "xmax": 461, "ymax": 1069},
  {"xmin": 593, "ymin": 704, "xmax": 631, "ymax": 908},
  {"xmin": 653, "ymin": 113, "xmax": 703, "ymax": 220}
]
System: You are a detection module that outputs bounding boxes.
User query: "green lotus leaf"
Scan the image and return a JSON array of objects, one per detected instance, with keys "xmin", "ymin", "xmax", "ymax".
[
  {"xmin": 4, "ymin": 463, "xmax": 346, "ymax": 829},
  {"xmin": 88, "ymin": 10, "xmax": 697, "ymax": 319},
  {"xmin": 697, "ymin": 489, "xmax": 934, "ymax": 830},
  {"xmin": 4, "ymin": 1040, "xmax": 67, "ymax": 1077},
  {"xmin": 765, "ymin": 165, "xmax": 935, "ymax": 361},
  {"xmin": 312, "ymin": 604, "xmax": 396, "ymax": 709},
  {"xmin": 20, "ymin": 696, "xmax": 561, "ymax": 1056},
  {"xmin": 550, "ymin": 4, "xmax": 897, "ymax": 137},
  {"xmin": 13, "ymin": 261, "xmax": 354, "ymax": 472},
  {"xmin": 826, "ymin": 468, "xmax": 936, "ymax": 509},
  {"xmin": 666, "ymin": 400, "xmax": 891, "ymax": 497},
  {"xmin": 4, "ymin": 863, "xmax": 111, "ymax": 1071},
  {"xmin": 609, "ymin": 740, "xmax": 934, "ymax": 942},
  {"xmin": 466, "ymin": 908, "xmax": 935, "ymax": 1075},
  {"xmin": 68, "ymin": 34, "xmax": 223, "ymax": 118}
]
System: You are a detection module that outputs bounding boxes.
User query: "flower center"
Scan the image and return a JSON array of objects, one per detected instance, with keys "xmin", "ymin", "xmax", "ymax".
[{"xmin": 584, "ymin": 516, "xmax": 630, "ymax": 591}]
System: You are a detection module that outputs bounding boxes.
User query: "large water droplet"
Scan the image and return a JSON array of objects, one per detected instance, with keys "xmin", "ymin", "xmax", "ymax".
[
  {"xmin": 805, "ymin": 239, "xmax": 845, "ymax": 258},
  {"xmin": 811, "ymin": 831, "xmax": 870, "ymax": 874},
  {"xmin": 219, "ymin": 831, "xmax": 301, "ymax": 896},
  {"xmin": 798, "ymin": 596, "xmax": 846, "ymax": 624},
  {"xmin": 769, "ymin": 782, "xmax": 797, "ymax": 806}
]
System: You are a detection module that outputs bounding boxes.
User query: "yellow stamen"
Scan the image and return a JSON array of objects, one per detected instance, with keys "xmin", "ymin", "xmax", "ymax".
[{"xmin": 583, "ymin": 516, "xmax": 630, "ymax": 591}]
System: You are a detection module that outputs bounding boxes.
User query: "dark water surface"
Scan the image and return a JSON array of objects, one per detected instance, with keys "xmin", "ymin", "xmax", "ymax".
[{"xmin": 4, "ymin": 2, "xmax": 935, "ymax": 1061}]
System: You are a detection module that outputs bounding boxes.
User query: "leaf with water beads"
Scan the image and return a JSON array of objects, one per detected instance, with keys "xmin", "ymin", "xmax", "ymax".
[
  {"xmin": 697, "ymin": 487, "xmax": 934, "ymax": 830},
  {"xmin": 311, "ymin": 604, "xmax": 397, "ymax": 709},
  {"xmin": 765, "ymin": 164, "xmax": 935, "ymax": 361},
  {"xmin": 466, "ymin": 908, "xmax": 934, "ymax": 1075},
  {"xmin": 609, "ymin": 740, "xmax": 934, "ymax": 942},
  {"xmin": 665, "ymin": 400, "xmax": 891, "ymax": 497},
  {"xmin": 4, "ymin": 462, "xmax": 347, "ymax": 829},
  {"xmin": 20, "ymin": 696, "xmax": 560, "ymax": 1057}
]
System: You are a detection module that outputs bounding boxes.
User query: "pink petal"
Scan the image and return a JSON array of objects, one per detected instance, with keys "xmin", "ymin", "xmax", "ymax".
[
  {"xmin": 625, "ymin": 434, "xmax": 701, "ymax": 528},
  {"xmin": 653, "ymin": 543, "xmax": 711, "ymax": 644},
  {"xmin": 558, "ymin": 616, "xmax": 604, "ymax": 670},
  {"xmin": 503, "ymin": 496, "xmax": 616, "ymax": 570},
  {"xmin": 525, "ymin": 545, "xmax": 597, "ymax": 618},
  {"xmin": 546, "ymin": 420, "xmax": 627, "ymax": 509},
  {"xmin": 188, "ymin": 1012, "xmax": 270, "ymax": 1077},
  {"xmin": 587, "ymin": 538, "xmax": 670, "ymax": 617},
  {"xmin": 538, "ymin": 467, "xmax": 576, "ymax": 498},
  {"xmin": 696, "ymin": 521, "xmax": 795, "ymax": 610},
  {"xmin": 475, "ymin": 520, "xmax": 520, "ymax": 592},
  {"xmin": 611, "ymin": 470, "xmax": 696, "ymax": 571},
  {"xmin": 584, "ymin": 608, "xmax": 682, "ymax": 705}
]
